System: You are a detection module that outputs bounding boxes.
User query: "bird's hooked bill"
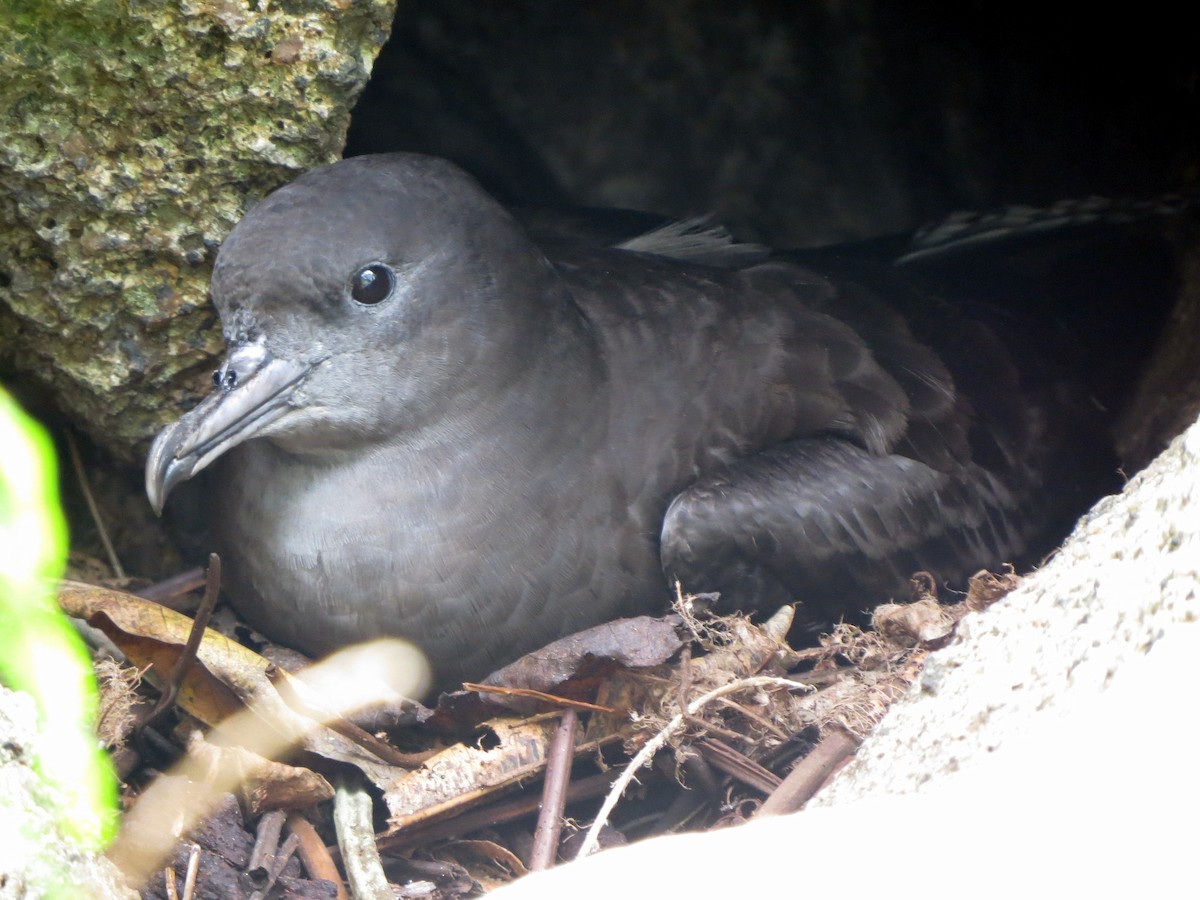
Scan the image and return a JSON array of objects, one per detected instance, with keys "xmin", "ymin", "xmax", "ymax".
[{"xmin": 145, "ymin": 347, "xmax": 310, "ymax": 515}]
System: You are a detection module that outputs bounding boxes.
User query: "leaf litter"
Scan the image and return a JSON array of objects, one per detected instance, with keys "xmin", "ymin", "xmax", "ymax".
[{"xmin": 60, "ymin": 562, "xmax": 1018, "ymax": 896}]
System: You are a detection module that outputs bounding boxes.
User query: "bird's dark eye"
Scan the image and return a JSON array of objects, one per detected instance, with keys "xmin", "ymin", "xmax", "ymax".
[{"xmin": 350, "ymin": 264, "xmax": 394, "ymax": 305}]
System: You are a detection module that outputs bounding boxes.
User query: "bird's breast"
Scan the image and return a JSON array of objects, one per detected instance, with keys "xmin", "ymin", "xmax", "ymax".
[{"xmin": 210, "ymin": 433, "xmax": 663, "ymax": 682}]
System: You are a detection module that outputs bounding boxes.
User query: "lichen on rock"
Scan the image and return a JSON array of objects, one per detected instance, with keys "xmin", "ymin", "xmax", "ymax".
[{"xmin": 0, "ymin": 0, "xmax": 394, "ymax": 461}]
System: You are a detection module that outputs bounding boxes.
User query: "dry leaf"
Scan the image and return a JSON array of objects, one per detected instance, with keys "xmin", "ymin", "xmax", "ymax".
[
  {"xmin": 872, "ymin": 597, "xmax": 956, "ymax": 646},
  {"xmin": 59, "ymin": 581, "xmax": 414, "ymax": 787},
  {"xmin": 439, "ymin": 838, "xmax": 529, "ymax": 886},
  {"xmin": 483, "ymin": 615, "xmax": 685, "ymax": 696},
  {"xmin": 185, "ymin": 732, "xmax": 335, "ymax": 814}
]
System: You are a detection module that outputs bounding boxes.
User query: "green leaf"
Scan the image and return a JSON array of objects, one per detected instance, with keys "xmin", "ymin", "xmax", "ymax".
[{"xmin": 0, "ymin": 387, "xmax": 118, "ymax": 851}]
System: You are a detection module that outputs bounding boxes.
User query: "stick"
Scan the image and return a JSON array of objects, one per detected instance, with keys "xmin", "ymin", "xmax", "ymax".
[{"xmin": 573, "ymin": 675, "xmax": 813, "ymax": 859}]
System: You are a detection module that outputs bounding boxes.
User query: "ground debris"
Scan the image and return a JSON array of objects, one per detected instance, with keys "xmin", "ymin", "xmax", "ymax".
[{"xmin": 73, "ymin": 567, "xmax": 1005, "ymax": 895}]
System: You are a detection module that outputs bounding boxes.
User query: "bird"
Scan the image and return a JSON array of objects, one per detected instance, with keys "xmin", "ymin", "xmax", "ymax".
[{"xmin": 146, "ymin": 152, "xmax": 1116, "ymax": 689}]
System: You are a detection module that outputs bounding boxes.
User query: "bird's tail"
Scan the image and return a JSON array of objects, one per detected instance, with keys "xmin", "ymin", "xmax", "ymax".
[{"xmin": 896, "ymin": 194, "xmax": 1197, "ymax": 265}]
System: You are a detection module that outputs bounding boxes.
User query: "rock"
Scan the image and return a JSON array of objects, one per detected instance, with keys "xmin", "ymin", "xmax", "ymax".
[{"xmin": 0, "ymin": 1, "xmax": 394, "ymax": 461}]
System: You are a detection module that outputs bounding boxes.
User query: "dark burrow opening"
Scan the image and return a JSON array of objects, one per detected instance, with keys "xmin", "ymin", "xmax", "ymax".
[{"xmin": 36, "ymin": 1, "xmax": 1200, "ymax": 627}]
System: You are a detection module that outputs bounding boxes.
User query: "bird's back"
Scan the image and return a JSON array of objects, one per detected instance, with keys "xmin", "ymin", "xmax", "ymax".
[{"xmin": 548, "ymin": 241, "xmax": 1095, "ymax": 620}]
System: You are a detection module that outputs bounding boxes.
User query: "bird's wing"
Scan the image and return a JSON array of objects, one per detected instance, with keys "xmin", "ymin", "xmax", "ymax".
[{"xmin": 660, "ymin": 436, "xmax": 1033, "ymax": 617}]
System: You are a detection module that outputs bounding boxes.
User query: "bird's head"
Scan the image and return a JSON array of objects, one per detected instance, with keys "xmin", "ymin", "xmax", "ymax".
[{"xmin": 146, "ymin": 153, "xmax": 563, "ymax": 514}]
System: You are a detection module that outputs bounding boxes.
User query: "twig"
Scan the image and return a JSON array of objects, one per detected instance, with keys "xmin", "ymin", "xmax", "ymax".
[
  {"xmin": 182, "ymin": 842, "xmax": 200, "ymax": 900},
  {"xmin": 574, "ymin": 675, "xmax": 813, "ymax": 859},
  {"xmin": 652, "ymin": 749, "xmax": 721, "ymax": 833},
  {"xmin": 287, "ymin": 814, "xmax": 349, "ymax": 900},
  {"xmin": 141, "ymin": 554, "xmax": 221, "ymax": 732},
  {"xmin": 65, "ymin": 430, "xmax": 124, "ymax": 578},
  {"xmin": 333, "ymin": 778, "xmax": 392, "ymax": 899},
  {"xmin": 134, "ymin": 724, "xmax": 180, "ymax": 767},
  {"xmin": 529, "ymin": 709, "xmax": 578, "ymax": 871},
  {"xmin": 269, "ymin": 666, "xmax": 432, "ymax": 768},
  {"xmin": 676, "ymin": 641, "xmax": 758, "ymax": 745},
  {"xmin": 755, "ymin": 727, "xmax": 860, "ymax": 817},
  {"xmin": 244, "ymin": 810, "xmax": 286, "ymax": 890},
  {"xmin": 248, "ymin": 833, "xmax": 300, "ymax": 900},
  {"xmin": 684, "ymin": 712, "xmax": 747, "ymax": 745},
  {"xmin": 695, "ymin": 737, "xmax": 781, "ymax": 794},
  {"xmin": 672, "ymin": 580, "xmax": 710, "ymax": 645},
  {"xmin": 678, "ymin": 747, "xmax": 720, "ymax": 795},
  {"xmin": 376, "ymin": 771, "xmax": 617, "ymax": 855},
  {"xmin": 462, "ymin": 683, "xmax": 622, "ymax": 714},
  {"xmin": 714, "ymin": 696, "xmax": 791, "ymax": 740},
  {"xmin": 677, "ymin": 643, "xmax": 692, "ymax": 705},
  {"xmin": 137, "ymin": 566, "xmax": 207, "ymax": 608}
]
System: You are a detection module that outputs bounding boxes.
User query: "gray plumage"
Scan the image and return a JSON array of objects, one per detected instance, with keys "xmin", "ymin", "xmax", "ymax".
[{"xmin": 147, "ymin": 153, "xmax": 1067, "ymax": 688}]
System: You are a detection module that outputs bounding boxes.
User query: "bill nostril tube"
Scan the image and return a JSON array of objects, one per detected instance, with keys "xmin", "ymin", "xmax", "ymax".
[{"xmin": 212, "ymin": 368, "xmax": 239, "ymax": 392}]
